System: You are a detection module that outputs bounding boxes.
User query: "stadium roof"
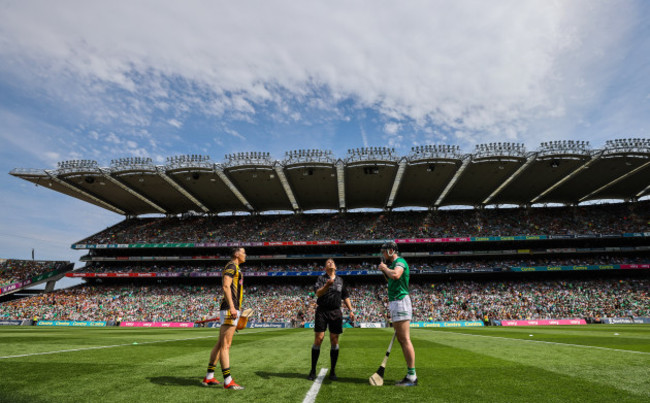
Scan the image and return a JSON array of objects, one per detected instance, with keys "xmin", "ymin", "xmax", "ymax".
[{"xmin": 10, "ymin": 139, "xmax": 650, "ymax": 216}]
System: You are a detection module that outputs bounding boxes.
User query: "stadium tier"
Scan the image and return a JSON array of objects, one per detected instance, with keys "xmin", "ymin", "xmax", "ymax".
[
  {"xmin": 73, "ymin": 201, "xmax": 649, "ymax": 245},
  {"xmin": 0, "ymin": 259, "xmax": 72, "ymax": 298}
]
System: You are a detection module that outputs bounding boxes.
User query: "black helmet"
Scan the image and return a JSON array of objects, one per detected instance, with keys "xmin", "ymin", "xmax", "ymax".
[{"xmin": 380, "ymin": 241, "xmax": 398, "ymax": 253}]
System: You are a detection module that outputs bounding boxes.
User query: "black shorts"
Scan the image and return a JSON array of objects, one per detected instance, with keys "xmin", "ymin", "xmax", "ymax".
[{"xmin": 314, "ymin": 307, "xmax": 343, "ymax": 334}]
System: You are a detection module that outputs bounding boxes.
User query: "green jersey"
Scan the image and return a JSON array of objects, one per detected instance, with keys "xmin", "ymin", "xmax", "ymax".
[{"xmin": 387, "ymin": 257, "xmax": 409, "ymax": 301}]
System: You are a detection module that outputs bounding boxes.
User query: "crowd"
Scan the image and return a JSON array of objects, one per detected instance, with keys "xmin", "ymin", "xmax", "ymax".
[
  {"xmin": 2, "ymin": 277, "xmax": 647, "ymax": 323},
  {"xmin": 78, "ymin": 255, "xmax": 650, "ymax": 274},
  {"xmin": 79, "ymin": 201, "xmax": 649, "ymax": 245},
  {"xmin": 0, "ymin": 259, "xmax": 66, "ymax": 288}
]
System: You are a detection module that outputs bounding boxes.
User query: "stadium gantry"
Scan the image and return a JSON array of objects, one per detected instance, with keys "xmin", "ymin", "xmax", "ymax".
[{"xmin": 9, "ymin": 138, "xmax": 650, "ymax": 216}]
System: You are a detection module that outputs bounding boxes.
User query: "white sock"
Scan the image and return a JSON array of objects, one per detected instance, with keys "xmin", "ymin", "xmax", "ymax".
[
  {"xmin": 206, "ymin": 372, "xmax": 214, "ymax": 380},
  {"xmin": 224, "ymin": 375, "xmax": 232, "ymax": 384},
  {"xmin": 406, "ymin": 372, "xmax": 417, "ymax": 381}
]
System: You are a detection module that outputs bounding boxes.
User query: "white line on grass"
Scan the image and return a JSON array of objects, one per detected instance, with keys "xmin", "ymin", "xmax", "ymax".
[
  {"xmin": 0, "ymin": 328, "xmax": 280, "ymax": 360},
  {"xmin": 302, "ymin": 368, "xmax": 328, "ymax": 403},
  {"xmin": 447, "ymin": 331, "xmax": 650, "ymax": 355}
]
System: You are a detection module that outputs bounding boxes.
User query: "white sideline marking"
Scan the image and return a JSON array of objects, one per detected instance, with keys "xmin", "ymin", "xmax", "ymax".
[
  {"xmin": 302, "ymin": 368, "xmax": 328, "ymax": 403},
  {"xmin": 0, "ymin": 328, "xmax": 278, "ymax": 360},
  {"xmin": 449, "ymin": 332, "xmax": 650, "ymax": 355}
]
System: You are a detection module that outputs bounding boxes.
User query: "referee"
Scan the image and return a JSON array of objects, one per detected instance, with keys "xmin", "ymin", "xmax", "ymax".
[{"xmin": 308, "ymin": 258, "xmax": 355, "ymax": 381}]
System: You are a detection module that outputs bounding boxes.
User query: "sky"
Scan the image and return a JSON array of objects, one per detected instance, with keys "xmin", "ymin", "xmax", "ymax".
[{"xmin": 1, "ymin": 0, "xmax": 649, "ymax": 273}]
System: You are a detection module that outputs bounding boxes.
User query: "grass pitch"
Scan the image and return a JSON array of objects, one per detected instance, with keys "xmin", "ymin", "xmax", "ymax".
[{"xmin": 0, "ymin": 325, "xmax": 649, "ymax": 402}]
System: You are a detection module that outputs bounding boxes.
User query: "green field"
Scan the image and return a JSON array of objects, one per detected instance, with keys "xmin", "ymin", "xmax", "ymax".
[{"xmin": 0, "ymin": 325, "xmax": 649, "ymax": 402}]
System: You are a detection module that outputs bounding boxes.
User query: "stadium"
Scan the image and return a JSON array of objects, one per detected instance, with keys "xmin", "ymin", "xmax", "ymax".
[{"xmin": 1, "ymin": 140, "xmax": 649, "ymax": 402}]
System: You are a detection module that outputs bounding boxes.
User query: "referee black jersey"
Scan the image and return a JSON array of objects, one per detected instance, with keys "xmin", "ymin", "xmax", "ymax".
[{"xmin": 314, "ymin": 274, "xmax": 349, "ymax": 310}]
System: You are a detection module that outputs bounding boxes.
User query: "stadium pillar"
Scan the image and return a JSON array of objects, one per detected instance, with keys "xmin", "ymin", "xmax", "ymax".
[{"xmin": 44, "ymin": 280, "xmax": 57, "ymax": 293}]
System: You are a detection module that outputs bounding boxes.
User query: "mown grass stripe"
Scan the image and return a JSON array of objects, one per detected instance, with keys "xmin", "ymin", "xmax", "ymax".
[
  {"xmin": 447, "ymin": 331, "xmax": 650, "ymax": 355},
  {"xmin": 0, "ymin": 328, "xmax": 280, "ymax": 360}
]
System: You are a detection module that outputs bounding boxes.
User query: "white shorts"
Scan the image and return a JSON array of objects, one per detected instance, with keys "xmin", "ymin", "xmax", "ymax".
[
  {"xmin": 389, "ymin": 295, "xmax": 412, "ymax": 322},
  {"xmin": 220, "ymin": 310, "xmax": 240, "ymax": 327}
]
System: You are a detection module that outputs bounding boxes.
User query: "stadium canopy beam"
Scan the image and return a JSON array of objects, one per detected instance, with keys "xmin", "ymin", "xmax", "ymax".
[
  {"xmin": 98, "ymin": 168, "xmax": 167, "ymax": 214},
  {"xmin": 636, "ymin": 182, "xmax": 650, "ymax": 199},
  {"xmin": 45, "ymin": 170, "xmax": 126, "ymax": 215},
  {"xmin": 156, "ymin": 167, "xmax": 210, "ymax": 213},
  {"xmin": 530, "ymin": 151, "xmax": 604, "ymax": 204},
  {"xmin": 336, "ymin": 160, "xmax": 345, "ymax": 210},
  {"xmin": 386, "ymin": 158, "xmax": 407, "ymax": 209},
  {"xmin": 578, "ymin": 159, "xmax": 650, "ymax": 203},
  {"xmin": 482, "ymin": 153, "xmax": 536, "ymax": 205},
  {"xmin": 435, "ymin": 157, "xmax": 471, "ymax": 207},
  {"xmin": 274, "ymin": 165, "xmax": 300, "ymax": 211},
  {"xmin": 215, "ymin": 168, "xmax": 255, "ymax": 211}
]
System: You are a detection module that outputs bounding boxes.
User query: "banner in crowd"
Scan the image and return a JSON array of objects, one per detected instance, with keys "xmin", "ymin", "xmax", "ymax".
[
  {"xmin": 0, "ymin": 280, "xmax": 31, "ymax": 295},
  {"xmin": 72, "ymin": 232, "xmax": 650, "ymax": 251},
  {"xmin": 499, "ymin": 319, "xmax": 586, "ymax": 326},
  {"xmin": 620, "ymin": 264, "xmax": 650, "ymax": 270},
  {"xmin": 415, "ymin": 267, "xmax": 506, "ymax": 274},
  {"xmin": 65, "ymin": 264, "xmax": 642, "ymax": 278},
  {"xmin": 249, "ymin": 322, "xmax": 288, "ymax": 328},
  {"xmin": 37, "ymin": 320, "xmax": 107, "ymax": 327},
  {"xmin": 510, "ymin": 265, "xmax": 621, "ymax": 272},
  {"xmin": 0, "ymin": 320, "xmax": 24, "ymax": 326},
  {"xmin": 119, "ymin": 321, "xmax": 195, "ymax": 328},
  {"xmin": 73, "ymin": 240, "xmax": 340, "ymax": 249},
  {"xmin": 346, "ymin": 240, "xmax": 391, "ymax": 245},
  {"xmin": 359, "ymin": 322, "xmax": 386, "ymax": 328},
  {"xmin": 67, "ymin": 273, "xmax": 157, "ymax": 278},
  {"xmin": 396, "ymin": 237, "xmax": 471, "ymax": 244},
  {"xmin": 87, "ymin": 253, "xmax": 379, "ymax": 262},
  {"xmin": 601, "ymin": 317, "xmax": 650, "ymax": 324},
  {"xmin": 31, "ymin": 267, "xmax": 68, "ymax": 283},
  {"xmin": 82, "ymin": 245, "xmax": 650, "ymax": 264},
  {"xmin": 410, "ymin": 321, "xmax": 484, "ymax": 328}
]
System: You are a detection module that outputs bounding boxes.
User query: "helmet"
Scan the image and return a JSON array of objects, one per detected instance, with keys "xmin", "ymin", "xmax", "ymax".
[{"xmin": 380, "ymin": 241, "xmax": 398, "ymax": 253}]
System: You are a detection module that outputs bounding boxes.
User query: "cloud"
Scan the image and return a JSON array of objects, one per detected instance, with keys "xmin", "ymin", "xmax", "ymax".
[
  {"xmin": 0, "ymin": 0, "xmax": 643, "ymax": 152},
  {"xmin": 384, "ymin": 122, "xmax": 401, "ymax": 136},
  {"xmin": 224, "ymin": 128, "xmax": 246, "ymax": 141},
  {"xmin": 359, "ymin": 123, "xmax": 369, "ymax": 148},
  {"xmin": 168, "ymin": 119, "xmax": 182, "ymax": 129}
]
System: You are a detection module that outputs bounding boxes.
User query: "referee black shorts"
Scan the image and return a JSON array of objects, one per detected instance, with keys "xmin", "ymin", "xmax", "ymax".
[{"xmin": 314, "ymin": 307, "xmax": 343, "ymax": 334}]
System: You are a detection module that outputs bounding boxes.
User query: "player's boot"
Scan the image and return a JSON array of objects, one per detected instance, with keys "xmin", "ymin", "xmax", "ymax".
[
  {"xmin": 307, "ymin": 370, "xmax": 316, "ymax": 381},
  {"xmin": 395, "ymin": 376, "xmax": 418, "ymax": 386},
  {"xmin": 201, "ymin": 377, "xmax": 221, "ymax": 386},
  {"xmin": 329, "ymin": 370, "xmax": 337, "ymax": 381},
  {"xmin": 224, "ymin": 379, "xmax": 245, "ymax": 390}
]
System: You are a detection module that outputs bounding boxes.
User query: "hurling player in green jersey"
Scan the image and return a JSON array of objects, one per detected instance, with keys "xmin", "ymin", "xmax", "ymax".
[{"xmin": 378, "ymin": 241, "xmax": 417, "ymax": 386}]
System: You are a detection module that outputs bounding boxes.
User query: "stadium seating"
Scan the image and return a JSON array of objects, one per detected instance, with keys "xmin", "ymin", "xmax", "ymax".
[
  {"xmin": 1, "ymin": 277, "xmax": 647, "ymax": 323},
  {"xmin": 77, "ymin": 201, "xmax": 649, "ymax": 244}
]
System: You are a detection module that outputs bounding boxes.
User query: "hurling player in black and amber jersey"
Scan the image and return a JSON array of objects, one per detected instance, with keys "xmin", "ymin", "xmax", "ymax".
[{"xmin": 202, "ymin": 247, "xmax": 246, "ymax": 390}]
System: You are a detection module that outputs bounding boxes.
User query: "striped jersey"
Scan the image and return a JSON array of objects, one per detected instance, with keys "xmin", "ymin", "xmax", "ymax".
[{"xmin": 219, "ymin": 261, "xmax": 243, "ymax": 310}]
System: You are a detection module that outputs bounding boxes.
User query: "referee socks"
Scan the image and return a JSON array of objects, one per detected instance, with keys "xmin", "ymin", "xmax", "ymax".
[
  {"xmin": 330, "ymin": 344, "xmax": 339, "ymax": 373},
  {"xmin": 311, "ymin": 345, "xmax": 320, "ymax": 372}
]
